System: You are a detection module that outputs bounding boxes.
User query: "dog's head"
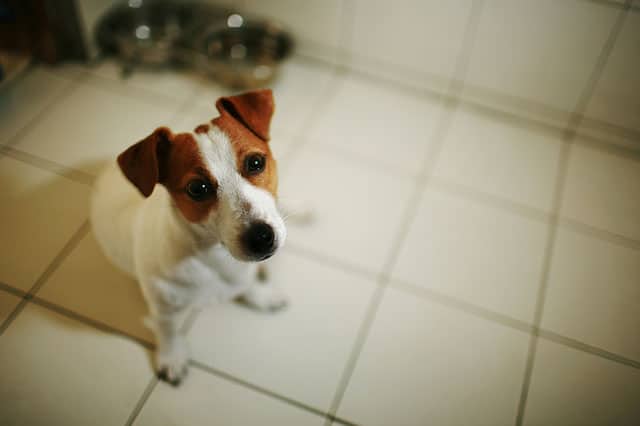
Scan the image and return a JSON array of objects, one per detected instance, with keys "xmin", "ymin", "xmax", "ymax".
[{"xmin": 117, "ymin": 89, "xmax": 285, "ymax": 262}]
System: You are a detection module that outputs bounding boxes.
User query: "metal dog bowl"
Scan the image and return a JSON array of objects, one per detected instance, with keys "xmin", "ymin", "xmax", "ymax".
[
  {"xmin": 192, "ymin": 14, "xmax": 293, "ymax": 88},
  {"xmin": 96, "ymin": 0, "xmax": 228, "ymax": 67}
]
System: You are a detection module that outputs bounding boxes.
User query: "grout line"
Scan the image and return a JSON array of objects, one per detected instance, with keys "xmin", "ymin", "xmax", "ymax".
[
  {"xmin": 392, "ymin": 281, "xmax": 534, "ymax": 334},
  {"xmin": 0, "ymin": 282, "xmax": 29, "ymax": 299},
  {"xmin": 0, "ymin": 221, "xmax": 90, "ymax": 335},
  {"xmin": 514, "ymin": 5, "xmax": 631, "ymax": 425},
  {"xmin": 124, "ymin": 377, "xmax": 159, "ymax": 426},
  {"xmin": 190, "ymin": 360, "xmax": 358, "ymax": 426},
  {"xmin": 0, "ymin": 145, "xmax": 95, "ymax": 185},
  {"xmin": 325, "ymin": 3, "xmax": 486, "ymax": 421},
  {"xmin": 537, "ymin": 329, "xmax": 640, "ymax": 370},
  {"xmin": 29, "ymin": 296, "xmax": 154, "ymax": 349},
  {"xmin": 285, "ymin": 243, "xmax": 378, "ymax": 281},
  {"xmin": 558, "ymin": 217, "xmax": 640, "ymax": 250},
  {"xmin": 428, "ymin": 177, "xmax": 552, "ymax": 224},
  {"xmin": 3, "ymin": 70, "xmax": 88, "ymax": 149}
]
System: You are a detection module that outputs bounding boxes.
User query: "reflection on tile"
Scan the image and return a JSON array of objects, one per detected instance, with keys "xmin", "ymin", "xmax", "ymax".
[
  {"xmin": 465, "ymin": 0, "xmax": 617, "ymax": 112},
  {"xmin": 434, "ymin": 105, "xmax": 563, "ymax": 211},
  {"xmin": 37, "ymin": 232, "xmax": 152, "ymax": 343},
  {"xmin": 13, "ymin": 81, "xmax": 180, "ymax": 175},
  {"xmin": 392, "ymin": 188, "xmax": 547, "ymax": 323},
  {"xmin": 339, "ymin": 288, "xmax": 530, "ymax": 426},
  {"xmin": 189, "ymin": 250, "xmax": 377, "ymax": 410},
  {"xmin": 524, "ymin": 340, "xmax": 640, "ymax": 426},
  {"xmin": 87, "ymin": 60, "xmax": 204, "ymax": 102},
  {"xmin": 561, "ymin": 143, "xmax": 640, "ymax": 240},
  {"xmin": 309, "ymin": 75, "xmax": 442, "ymax": 175},
  {"xmin": 0, "ymin": 157, "xmax": 89, "ymax": 291},
  {"xmin": 136, "ymin": 368, "xmax": 324, "ymax": 426},
  {"xmin": 0, "ymin": 68, "xmax": 72, "ymax": 145},
  {"xmin": 0, "ymin": 303, "xmax": 152, "ymax": 426},
  {"xmin": 280, "ymin": 144, "xmax": 414, "ymax": 273},
  {"xmin": 543, "ymin": 227, "xmax": 640, "ymax": 361}
]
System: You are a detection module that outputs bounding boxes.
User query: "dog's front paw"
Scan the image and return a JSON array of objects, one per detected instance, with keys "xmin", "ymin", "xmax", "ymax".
[
  {"xmin": 156, "ymin": 340, "xmax": 189, "ymax": 386},
  {"xmin": 242, "ymin": 284, "xmax": 289, "ymax": 312}
]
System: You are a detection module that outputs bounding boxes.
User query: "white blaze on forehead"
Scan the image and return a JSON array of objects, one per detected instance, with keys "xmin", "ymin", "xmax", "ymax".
[{"xmin": 194, "ymin": 126, "xmax": 239, "ymax": 188}]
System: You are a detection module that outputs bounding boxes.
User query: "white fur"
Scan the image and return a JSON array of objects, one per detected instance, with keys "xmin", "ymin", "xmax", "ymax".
[{"xmin": 91, "ymin": 125, "xmax": 287, "ymax": 384}]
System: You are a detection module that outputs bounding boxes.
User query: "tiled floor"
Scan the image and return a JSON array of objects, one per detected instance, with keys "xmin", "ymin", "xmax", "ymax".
[{"xmin": 0, "ymin": 54, "xmax": 639, "ymax": 426}]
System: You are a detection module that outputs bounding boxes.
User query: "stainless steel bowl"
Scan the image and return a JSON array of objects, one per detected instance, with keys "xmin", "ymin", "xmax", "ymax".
[
  {"xmin": 96, "ymin": 0, "xmax": 229, "ymax": 67},
  {"xmin": 192, "ymin": 13, "xmax": 293, "ymax": 88}
]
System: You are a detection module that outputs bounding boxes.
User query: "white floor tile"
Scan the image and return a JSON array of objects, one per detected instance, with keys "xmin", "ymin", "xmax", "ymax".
[
  {"xmin": 561, "ymin": 143, "xmax": 640, "ymax": 240},
  {"xmin": 188, "ymin": 250, "xmax": 377, "ymax": 410},
  {"xmin": 524, "ymin": 340, "xmax": 640, "ymax": 426},
  {"xmin": 465, "ymin": 0, "xmax": 617, "ymax": 113},
  {"xmin": 280, "ymin": 144, "xmax": 414, "ymax": 274},
  {"xmin": 0, "ymin": 303, "xmax": 153, "ymax": 426},
  {"xmin": 392, "ymin": 188, "xmax": 548, "ymax": 323},
  {"xmin": 586, "ymin": 12, "xmax": 640, "ymax": 133},
  {"xmin": 87, "ymin": 60, "xmax": 204, "ymax": 102},
  {"xmin": 0, "ymin": 68, "xmax": 72, "ymax": 145},
  {"xmin": 350, "ymin": 0, "xmax": 472, "ymax": 90},
  {"xmin": 13, "ymin": 81, "xmax": 180, "ymax": 175},
  {"xmin": 309, "ymin": 75, "xmax": 443, "ymax": 176},
  {"xmin": 542, "ymin": 227, "xmax": 640, "ymax": 361},
  {"xmin": 0, "ymin": 157, "xmax": 89, "ymax": 291},
  {"xmin": 0, "ymin": 289, "xmax": 21, "ymax": 324},
  {"xmin": 37, "ymin": 231, "xmax": 153, "ymax": 343},
  {"xmin": 135, "ymin": 368, "xmax": 324, "ymax": 426},
  {"xmin": 338, "ymin": 288, "xmax": 530, "ymax": 426},
  {"xmin": 434, "ymin": 105, "xmax": 563, "ymax": 211}
]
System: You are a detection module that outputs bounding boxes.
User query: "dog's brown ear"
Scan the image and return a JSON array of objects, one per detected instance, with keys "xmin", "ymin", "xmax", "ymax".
[
  {"xmin": 117, "ymin": 127, "xmax": 172, "ymax": 197},
  {"xmin": 215, "ymin": 89, "xmax": 274, "ymax": 141}
]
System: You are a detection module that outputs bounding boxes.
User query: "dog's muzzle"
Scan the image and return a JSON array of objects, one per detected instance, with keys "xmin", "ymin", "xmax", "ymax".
[{"xmin": 241, "ymin": 221, "xmax": 276, "ymax": 261}]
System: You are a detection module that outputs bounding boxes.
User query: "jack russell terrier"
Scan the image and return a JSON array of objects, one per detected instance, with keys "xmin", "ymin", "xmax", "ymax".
[{"xmin": 91, "ymin": 89, "xmax": 289, "ymax": 385}]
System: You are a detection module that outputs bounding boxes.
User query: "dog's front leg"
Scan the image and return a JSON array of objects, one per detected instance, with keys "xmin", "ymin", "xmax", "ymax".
[
  {"xmin": 142, "ymin": 279, "xmax": 194, "ymax": 386},
  {"xmin": 238, "ymin": 264, "xmax": 289, "ymax": 312}
]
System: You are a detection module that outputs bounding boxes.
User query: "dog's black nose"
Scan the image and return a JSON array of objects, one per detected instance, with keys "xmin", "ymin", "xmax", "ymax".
[{"xmin": 243, "ymin": 221, "xmax": 275, "ymax": 259}]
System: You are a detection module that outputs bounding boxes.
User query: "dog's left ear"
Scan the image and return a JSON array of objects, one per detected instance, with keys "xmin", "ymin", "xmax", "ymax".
[
  {"xmin": 215, "ymin": 89, "xmax": 274, "ymax": 142},
  {"xmin": 117, "ymin": 127, "xmax": 173, "ymax": 197}
]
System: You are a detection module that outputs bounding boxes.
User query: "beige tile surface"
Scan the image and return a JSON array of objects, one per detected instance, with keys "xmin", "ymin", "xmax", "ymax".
[
  {"xmin": 12, "ymin": 80, "xmax": 181, "ymax": 176},
  {"xmin": 189, "ymin": 250, "xmax": 377, "ymax": 410},
  {"xmin": 0, "ymin": 289, "xmax": 21, "ymax": 324},
  {"xmin": 338, "ymin": 288, "xmax": 530, "ymax": 426},
  {"xmin": 542, "ymin": 227, "xmax": 640, "ymax": 361},
  {"xmin": 350, "ymin": 0, "xmax": 473, "ymax": 92},
  {"xmin": 465, "ymin": 0, "xmax": 618, "ymax": 113},
  {"xmin": 586, "ymin": 12, "xmax": 640, "ymax": 132},
  {"xmin": 0, "ymin": 157, "xmax": 89, "ymax": 291},
  {"xmin": 308, "ymin": 75, "xmax": 443, "ymax": 176},
  {"xmin": 135, "ymin": 368, "xmax": 324, "ymax": 426},
  {"xmin": 561, "ymin": 143, "xmax": 640, "ymax": 240},
  {"xmin": 524, "ymin": 340, "xmax": 640, "ymax": 426},
  {"xmin": 86, "ymin": 60, "xmax": 205, "ymax": 102},
  {"xmin": 391, "ymin": 188, "xmax": 548, "ymax": 323},
  {"xmin": 434, "ymin": 105, "xmax": 563, "ymax": 212},
  {"xmin": 37, "ymin": 232, "xmax": 153, "ymax": 343},
  {"xmin": 280, "ymin": 143, "xmax": 414, "ymax": 274},
  {"xmin": 0, "ymin": 303, "xmax": 153, "ymax": 426},
  {"xmin": 0, "ymin": 69, "xmax": 72, "ymax": 145}
]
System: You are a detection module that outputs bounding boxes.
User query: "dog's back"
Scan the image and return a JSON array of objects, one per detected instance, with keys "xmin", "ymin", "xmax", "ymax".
[{"xmin": 90, "ymin": 162, "xmax": 141, "ymax": 277}]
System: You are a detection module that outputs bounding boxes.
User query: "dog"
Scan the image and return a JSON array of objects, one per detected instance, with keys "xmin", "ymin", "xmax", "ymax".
[{"xmin": 90, "ymin": 89, "xmax": 288, "ymax": 385}]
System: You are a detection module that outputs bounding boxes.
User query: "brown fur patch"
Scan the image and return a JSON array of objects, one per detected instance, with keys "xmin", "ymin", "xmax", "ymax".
[
  {"xmin": 194, "ymin": 124, "xmax": 209, "ymax": 134},
  {"xmin": 212, "ymin": 115, "xmax": 278, "ymax": 196},
  {"xmin": 117, "ymin": 129, "xmax": 218, "ymax": 223},
  {"xmin": 162, "ymin": 133, "xmax": 218, "ymax": 223}
]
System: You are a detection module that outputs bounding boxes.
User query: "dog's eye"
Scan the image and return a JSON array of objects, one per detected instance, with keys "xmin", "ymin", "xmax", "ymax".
[
  {"xmin": 186, "ymin": 179, "xmax": 215, "ymax": 201},
  {"xmin": 244, "ymin": 154, "xmax": 266, "ymax": 175}
]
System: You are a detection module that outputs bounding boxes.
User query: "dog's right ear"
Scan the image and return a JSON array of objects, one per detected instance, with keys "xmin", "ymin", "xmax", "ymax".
[{"xmin": 117, "ymin": 127, "xmax": 173, "ymax": 197}]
